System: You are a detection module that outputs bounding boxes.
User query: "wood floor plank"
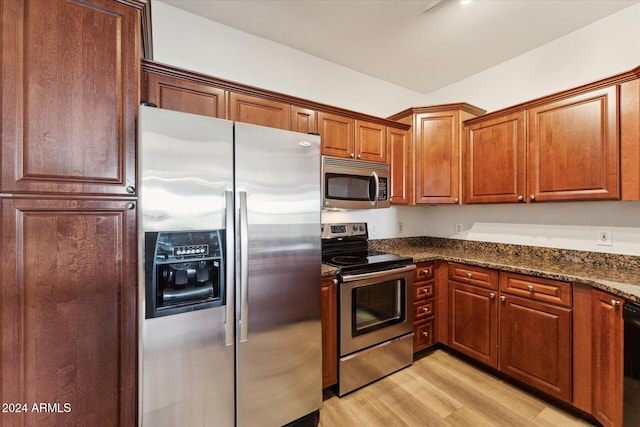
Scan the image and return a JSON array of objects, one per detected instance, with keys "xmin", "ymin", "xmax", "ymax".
[{"xmin": 319, "ymin": 349, "xmax": 595, "ymax": 427}]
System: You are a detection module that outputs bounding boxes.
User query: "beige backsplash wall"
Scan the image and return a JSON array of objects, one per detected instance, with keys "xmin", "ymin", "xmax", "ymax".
[{"xmin": 321, "ymin": 202, "xmax": 640, "ymax": 256}]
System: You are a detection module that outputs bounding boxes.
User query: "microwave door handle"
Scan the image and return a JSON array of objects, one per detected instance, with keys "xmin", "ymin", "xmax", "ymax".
[{"xmin": 370, "ymin": 171, "xmax": 380, "ymax": 207}]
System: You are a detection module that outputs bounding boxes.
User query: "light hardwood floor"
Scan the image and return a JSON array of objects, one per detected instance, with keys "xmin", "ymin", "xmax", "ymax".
[{"xmin": 319, "ymin": 349, "xmax": 595, "ymax": 427}]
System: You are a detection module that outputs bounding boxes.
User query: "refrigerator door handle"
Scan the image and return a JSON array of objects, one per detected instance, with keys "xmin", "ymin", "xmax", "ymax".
[
  {"xmin": 224, "ymin": 190, "xmax": 235, "ymax": 346},
  {"xmin": 239, "ymin": 190, "xmax": 249, "ymax": 342}
]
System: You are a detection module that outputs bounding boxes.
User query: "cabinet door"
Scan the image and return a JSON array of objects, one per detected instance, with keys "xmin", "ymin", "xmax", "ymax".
[
  {"xmin": 465, "ymin": 112, "xmax": 526, "ymax": 203},
  {"xmin": 1, "ymin": 198, "xmax": 137, "ymax": 426},
  {"xmin": 527, "ymin": 86, "xmax": 619, "ymax": 201},
  {"xmin": 415, "ymin": 111, "xmax": 460, "ymax": 204},
  {"xmin": 291, "ymin": 106, "xmax": 318, "ymax": 134},
  {"xmin": 355, "ymin": 120, "xmax": 386, "ymax": 162},
  {"xmin": 388, "ymin": 127, "xmax": 412, "ymax": 204},
  {"xmin": 499, "ymin": 294, "xmax": 572, "ymax": 402},
  {"xmin": 449, "ymin": 281, "xmax": 498, "ymax": 367},
  {"xmin": 1, "ymin": 0, "xmax": 139, "ymax": 196},
  {"xmin": 321, "ymin": 277, "xmax": 338, "ymax": 388},
  {"xmin": 318, "ymin": 112, "xmax": 354, "ymax": 158},
  {"xmin": 143, "ymin": 71, "xmax": 227, "ymax": 118},
  {"xmin": 229, "ymin": 92, "xmax": 291, "ymax": 130},
  {"xmin": 592, "ymin": 290, "xmax": 624, "ymax": 427}
]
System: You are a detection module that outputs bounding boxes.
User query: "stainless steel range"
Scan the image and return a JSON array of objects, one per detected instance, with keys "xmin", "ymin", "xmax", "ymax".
[{"xmin": 322, "ymin": 222, "xmax": 415, "ymax": 396}]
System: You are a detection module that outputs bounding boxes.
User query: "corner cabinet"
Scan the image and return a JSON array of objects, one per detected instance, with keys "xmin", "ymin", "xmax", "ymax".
[{"xmin": 1, "ymin": 1, "xmax": 142, "ymax": 425}]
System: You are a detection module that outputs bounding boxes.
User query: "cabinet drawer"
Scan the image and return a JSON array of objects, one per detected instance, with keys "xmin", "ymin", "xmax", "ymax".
[
  {"xmin": 414, "ymin": 262, "xmax": 434, "ymax": 281},
  {"xmin": 415, "ymin": 282, "xmax": 434, "ymax": 301},
  {"xmin": 414, "ymin": 299, "xmax": 434, "ymax": 321},
  {"xmin": 448, "ymin": 263, "xmax": 498, "ymax": 290},
  {"xmin": 500, "ymin": 272, "xmax": 572, "ymax": 307},
  {"xmin": 414, "ymin": 319, "xmax": 435, "ymax": 352}
]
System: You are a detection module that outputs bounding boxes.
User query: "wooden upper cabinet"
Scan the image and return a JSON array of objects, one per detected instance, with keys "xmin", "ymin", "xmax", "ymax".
[
  {"xmin": 291, "ymin": 105, "xmax": 318, "ymax": 134},
  {"xmin": 229, "ymin": 92, "xmax": 291, "ymax": 130},
  {"xmin": 527, "ymin": 86, "xmax": 619, "ymax": 202},
  {"xmin": 143, "ymin": 71, "xmax": 227, "ymax": 118},
  {"xmin": 1, "ymin": 0, "xmax": 139, "ymax": 195},
  {"xmin": 388, "ymin": 126, "xmax": 412, "ymax": 204},
  {"xmin": 355, "ymin": 120, "xmax": 386, "ymax": 162},
  {"xmin": 464, "ymin": 112, "xmax": 526, "ymax": 204},
  {"xmin": 620, "ymin": 77, "xmax": 640, "ymax": 200},
  {"xmin": 318, "ymin": 111, "xmax": 355, "ymax": 158},
  {"xmin": 591, "ymin": 289, "xmax": 624, "ymax": 427}
]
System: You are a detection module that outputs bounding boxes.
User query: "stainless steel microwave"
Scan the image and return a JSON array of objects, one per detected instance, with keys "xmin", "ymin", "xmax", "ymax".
[{"xmin": 321, "ymin": 155, "xmax": 390, "ymax": 209}]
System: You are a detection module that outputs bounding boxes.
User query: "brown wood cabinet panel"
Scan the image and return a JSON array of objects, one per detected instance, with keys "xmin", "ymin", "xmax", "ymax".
[
  {"xmin": 414, "ymin": 319, "xmax": 435, "ymax": 352},
  {"xmin": 229, "ymin": 92, "xmax": 291, "ymax": 130},
  {"xmin": 499, "ymin": 294, "xmax": 572, "ymax": 402},
  {"xmin": 318, "ymin": 112, "xmax": 355, "ymax": 158},
  {"xmin": 572, "ymin": 284, "xmax": 593, "ymax": 413},
  {"xmin": 415, "ymin": 282, "xmax": 434, "ymax": 301},
  {"xmin": 464, "ymin": 112, "xmax": 526, "ymax": 204},
  {"xmin": 415, "ymin": 263, "xmax": 435, "ymax": 282},
  {"xmin": 500, "ymin": 272, "xmax": 572, "ymax": 307},
  {"xmin": 291, "ymin": 106, "xmax": 318, "ymax": 134},
  {"xmin": 415, "ymin": 111, "xmax": 460, "ymax": 204},
  {"xmin": 527, "ymin": 86, "xmax": 619, "ymax": 201},
  {"xmin": 354, "ymin": 120, "xmax": 386, "ymax": 162},
  {"xmin": 448, "ymin": 263, "xmax": 498, "ymax": 290},
  {"xmin": 414, "ymin": 299, "xmax": 434, "ymax": 322},
  {"xmin": 621, "ymin": 78, "xmax": 640, "ymax": 200},
  {"xmin": 1, "ymin": 197, "xmax": 137, "ymax": 426},
  {"xmin": 388, "ymin": 127, "xmax": 412, "ymax": 204},
  {"xmin": 449, "ymin": 281, "xmax": 498, "ymax": 368},
  {"xmin": 591, "ymin": 289, "xmax": 624, "ymax": 427},
  {"xmin": 1, "ymin": 0, "xmax": 139, "ymax": 196},
  {"xmin": 143, "ymin": 71, "xmax": 227, "ymax": 118},
  {"xmin": 321, "ymin": 277, "xmax": 338, "ymax": 388}
]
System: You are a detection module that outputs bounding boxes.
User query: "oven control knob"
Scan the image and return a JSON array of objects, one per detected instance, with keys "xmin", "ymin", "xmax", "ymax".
[{"xmin": 359, "ymin": 225, "xmax": 364, "ymax": 232}]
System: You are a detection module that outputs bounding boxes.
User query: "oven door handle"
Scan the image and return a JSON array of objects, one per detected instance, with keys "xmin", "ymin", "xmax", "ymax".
[{"xmin": 340, "ymin": 264, "xmax": 415, "ymax": 282}]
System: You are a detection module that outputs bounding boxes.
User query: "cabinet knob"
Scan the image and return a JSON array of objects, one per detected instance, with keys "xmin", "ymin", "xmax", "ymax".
[
  {"xmin": 125, "ymin": 185, "xmax": 136, "ymax": 194},
  {"xmin": 422, "ymin": 331, "xmax": 429, "ymax": 337},
  {"xmin": 350, "ymin": 153, "xmax": 355, "ymax": 158},
  {"xmin": 489, "ymin": 292, "xmax": 496, "ymax": 299},
  {"xmin": 527, "ymin": 285, "xmax": 534, "ymax": 292},
  {"xmin": 529, "ymin": 194, "xmax": 535, "ymax": 201},
  {"xmin": 500, "ymin": 295, "xmax": 506, "ymax": 302},
  {"xmin": 610, "ymin": 299, "xmax": 621, "ymax": 307},
  {"xmin": 422, "ymin": 269, "xmax": 430, "ymax": 275},
  {"xmin": 422, "ymin": 307, "xmax": 430, "ymax": 313},
  {"xmin": 125, "ymin": 202, "xmax": 135, "ymax": 210},
  {"xmin": 333, "ymin": 279, "xmax": 338, "ymax": 285},
  {"xmin": 357, "ymin": 153, "xmax": 361, "ymax": 159},
  {"xmin": 423, "ymin": 288, "xmax": 430, "ymax": 294},
  {"xmin": 467, "ymin": 272, "xmax": 472, "ymax": 278},
  {"xmin": 517, "ymin": 195, "xmax": 524, "ymax": 202},
  {"xmin": 454, "ymin": 198, "xmax": 459, "ymax": 203}
]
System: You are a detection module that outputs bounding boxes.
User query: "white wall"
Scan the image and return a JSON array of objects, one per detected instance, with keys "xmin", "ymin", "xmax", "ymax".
[
  {"xmin": 151, "ymin": 1, "xmax": 426, "ymax": 117},
  {"xmin": 152, "ymin": 1, "xmax": 640, "ymax": 256}
]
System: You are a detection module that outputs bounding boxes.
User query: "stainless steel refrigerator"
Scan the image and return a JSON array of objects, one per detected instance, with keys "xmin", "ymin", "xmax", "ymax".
[{"xmin": 137, "ymin": 105, "xmax": 322, "ymax": 427}]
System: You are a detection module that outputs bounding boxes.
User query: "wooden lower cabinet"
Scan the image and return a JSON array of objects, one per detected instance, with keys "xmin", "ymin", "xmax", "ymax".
[
  {"xmin": 0, "ymin": 197, "xmax": 137, "ymax": 426},
  {"xmin": 591, "ymin": 289, "xmax": 624, "ymax": 427},
  {"xmin": 321, "ymin": 277, "xmax": 338, "ymax": 388},
  {"xmin": 499, "ymin": 294, "xmax": 572, "ymax": 401},
  {"xmin": 413, "ymin": 262, "xmax": 436, "ymax": 352}
]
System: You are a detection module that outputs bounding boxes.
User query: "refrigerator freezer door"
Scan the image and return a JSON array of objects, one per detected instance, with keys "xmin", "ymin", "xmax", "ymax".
[
  {"xmin": 234, "ymin": 123, "xmax": 322, "ymax": 427},
  {"xmin": 138, "ymin": 106, "xmax": 235, "ymax": 427}
]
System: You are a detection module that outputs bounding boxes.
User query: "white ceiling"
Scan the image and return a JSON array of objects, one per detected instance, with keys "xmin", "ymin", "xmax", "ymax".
[{"xmin": 160, "ymin": 0, "xmax": 639, "ymax": 94}]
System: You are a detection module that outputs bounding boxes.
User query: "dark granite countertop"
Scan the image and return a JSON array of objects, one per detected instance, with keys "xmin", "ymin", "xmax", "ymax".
[{"xmin": 323, "ymin": 237, "xmax": 640, "ymax": 302}]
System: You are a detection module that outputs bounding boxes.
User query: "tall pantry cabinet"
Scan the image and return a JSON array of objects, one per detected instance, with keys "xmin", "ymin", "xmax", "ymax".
[{"xmin": 1, "ymin": 1, "xmax": 143, "ymax": 425}]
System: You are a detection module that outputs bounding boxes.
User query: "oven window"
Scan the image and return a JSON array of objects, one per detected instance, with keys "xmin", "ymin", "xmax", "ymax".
[
  {"xmin": 352, "ymin": 278, "xmax": 405, "ymax": 337},
  {"xmin": 325, "ymin": 173, "xmax": 374, "ymax": 201}
]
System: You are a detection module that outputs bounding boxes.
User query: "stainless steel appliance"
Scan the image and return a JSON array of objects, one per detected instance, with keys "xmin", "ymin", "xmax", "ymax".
[
  {"xmin": 322, "ymin": 223, "xmax": 415, "ymax": 396},
  {"xmin": 624, "ymin": 300, "xmax": 640, "ymax": 426},
  {"xmin": 321, "ymin": 155, "xmax": 390, "ymax": 209},
  {"xmin": 138, "ymin": 105, "xmax": 322, "ymax": 427}
]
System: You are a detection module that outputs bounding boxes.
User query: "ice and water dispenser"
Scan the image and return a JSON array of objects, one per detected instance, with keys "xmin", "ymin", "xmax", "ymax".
[{"xmin": 144, "ymin": 230, "xmax": 224, "ymax": 318}]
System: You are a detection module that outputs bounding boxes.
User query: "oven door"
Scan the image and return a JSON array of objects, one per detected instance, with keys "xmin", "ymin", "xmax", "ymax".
[{"xmin": 339, "ymin": 265, "xmax": 415, "ymax": 356}]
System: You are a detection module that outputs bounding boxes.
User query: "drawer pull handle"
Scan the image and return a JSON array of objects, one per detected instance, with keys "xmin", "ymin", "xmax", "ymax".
[
  {"xmin": 500, "ymin": 296, "xmax": 506, "ymax": 302},
  {"xmin": 423, "ymin": 289, "xmax": 430, "ymax": 294},
  {"xmin": 422, "ymin": 331, "xmax": 429, "ymax": 337},
  {"xmin": 527, "ymin": 285, "xmax": 534, "ymax": 292},
  {"xmin": 422, "ymin": 307, "xmax": 430, "ymax": 313},
  {"xmin": 422, "ymin": 269, "xmax": 430, "ymax": 275},
  {"xmin": 467, "ymin": 272, "xmax": 472, "ymax": 278},
  {"xmin": 610, "ymin": 299, "xmax": 621, "ymax": 307},
  {"xmin": 489, "ymin": 293, "xmax": 495, "ymax": 299}
]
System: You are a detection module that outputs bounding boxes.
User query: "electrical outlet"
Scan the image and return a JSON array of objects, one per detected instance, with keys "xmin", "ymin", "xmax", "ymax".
[
  {"xmin": 455, "ymin": 224, "xmax": 463, "ymax": 234},
  {"xmin": 398, "ymin": 222, "xmax": 404, "ymax": 234},
  {"xmin": 597, "ymin": 229, "xmax": 612, "ymax": 246}
]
